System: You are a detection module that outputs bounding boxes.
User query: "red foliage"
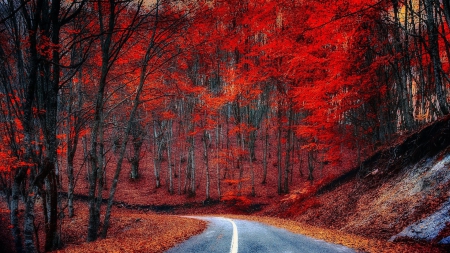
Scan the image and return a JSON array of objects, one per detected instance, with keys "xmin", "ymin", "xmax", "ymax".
[
  {"xmin": 280, "ymin": 174, "xmax": 338, "ymax": 217},
  {"xmin": 222, "ymin": 193, "xmax": 252, "ymax": 212}
]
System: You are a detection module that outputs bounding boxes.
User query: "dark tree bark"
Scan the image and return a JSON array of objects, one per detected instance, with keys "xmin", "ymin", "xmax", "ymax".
[{"xmin": 424, "ymin": 0, "xmax": 449, "ymax": 115}]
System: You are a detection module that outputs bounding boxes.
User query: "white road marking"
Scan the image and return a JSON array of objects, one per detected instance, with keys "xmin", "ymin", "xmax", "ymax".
[
  {"xmin": 181, "ymin": 216, "xmax": 238, "ymax": 252},
  {"xmin": 225, "ymin": 218, "xmax": 238, "ymax": 253}
]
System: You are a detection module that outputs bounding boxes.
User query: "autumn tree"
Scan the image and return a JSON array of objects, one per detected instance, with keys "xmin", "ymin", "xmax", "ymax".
[{"xmin": 0, "ymin": 0, "xmax": 87, "ymax": 251}]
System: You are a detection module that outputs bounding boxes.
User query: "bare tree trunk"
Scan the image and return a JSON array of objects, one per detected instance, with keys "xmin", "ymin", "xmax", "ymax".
[
  {"xmin": 391, "ymin": 0, "xmax": 415, "ymax": 129},
  {"xmin": 215, "ymin": 121, "xmax": 221, "ymax": 199},
  {"xmin": 424, "ymin": 0, "xmax": 449, "ymax": 115},
  {"xmin": 188, "ymin": 128, "xmax": 196, "ymax": 196},
  {"xmin": 236, "ymin": 102, "xmax": 245, "ymax": 195},
  {"xmin": 297, "ymin": 140, "xmax": 304, "ymax": 178},
  {"xmin": 67, "ymin": 86, "xmax": 83, "ymax": 218},
  {"xmin": 224, "ymin": 104, "xmax": 231, "ymax": 179},
  {"xmin": 153, "ymin": 120, "xmax": 162, "ymax": 188},
  {"xmin": 167, "ymin": 119, "xmax": 174, "ymax": 194},
  {"xmin": 87, "ymin": 110, "xmax": 105, "ymax": 242},
  {"xmin": 87, "ymin": 0, "xmax": 143, "ymax": 241},
  {"xmin": 10, "ymin": 173, "xmax": 23, "ymax": 253},
  {"xmin": 284, "ymin": 104, "xmax": 293, "ymax": 193},
  {"xmin": 262, "ymin": 113, "xmax": 268, "ymax": 184},
  {"xmin": 203, "ymin": 129, "xmax": 211, "ymax": 200},
  {"xmin": 87, "ymin": 0, "xmax": 112, "ymax": 240},
  {"xmin": 101, "ymin": 3, "xmax": 158, "ymax": 234},
  {"xmin": 308, "ymin": 149, "xmax": 315, "ymax": 183},
  {"xmin": 94, "ymin": 120, "xmax": 106, "ymax": 230},
  {"xmin": 130, "ymin": 143, "xmax": 142, "ymax": 179},
  {"xmin": 42, "ymin": 163, "xmax": 59, "ymax": 251},
  {"xmin": 130, "ymin": 118, "xmax": 144, "ymax": 180},
  {"xmin": 250, "ymin": 146, "xmax": 255, "ymax": 197},
  {"xmin": 277, "ymin": 107, "xmax": 283, "ymax": 194},
  {"xmin": 177, "ymin": 108, "xmax": 184, "ymax": 195},
  {"xmin": 443, "ymin": 0, "xmax": 450, "ymax": 28},
  {"xmin": 184, "ymin": 98, "xmax": 196, "ymax": 196},
  {"xmin": 67, "ymin": 159, "xmax": 75, "ymax": 218},
  {"xmin": 23, "ymin": 187, "xmax": 37, "ymax": 253},
  {"xmin": 178, "ymin": 151, "xmax": 182, "ymax": 195}
]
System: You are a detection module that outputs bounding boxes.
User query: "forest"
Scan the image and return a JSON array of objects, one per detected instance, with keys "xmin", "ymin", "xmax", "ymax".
[{"xmin": 0, "ymin": 0, "xmax": 450, "ymax": 252}]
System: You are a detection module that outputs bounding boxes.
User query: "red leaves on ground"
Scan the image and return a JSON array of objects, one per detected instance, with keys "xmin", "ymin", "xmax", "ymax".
[{"xmin": 56, "ymin": 203, "xmax": 206, "ymax": 253}]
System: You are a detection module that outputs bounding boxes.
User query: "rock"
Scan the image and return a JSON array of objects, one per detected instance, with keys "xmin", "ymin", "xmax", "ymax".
[
  {"xmin": 439, "ymin": 236, "xmax": 450, "ymax": 244},
  {"xmin": 390, "ymin": 198, "xmax": 450, "ymax": 242}
]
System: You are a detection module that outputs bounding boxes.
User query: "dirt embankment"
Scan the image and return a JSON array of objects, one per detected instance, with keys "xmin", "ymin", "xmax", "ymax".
[{"xmin": 268, "ymin": 115, "xmax": 450, "ymax": 250}]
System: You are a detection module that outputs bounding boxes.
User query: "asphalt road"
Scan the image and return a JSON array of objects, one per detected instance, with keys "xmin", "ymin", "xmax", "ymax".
[{"xmin": 165, "ymin": 217, "xmax": 356, "ymax": 253}]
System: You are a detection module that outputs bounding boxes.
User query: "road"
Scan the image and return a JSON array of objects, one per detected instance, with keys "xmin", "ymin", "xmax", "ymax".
[{"xmin": 165, "ymin": 217, "xmax": 356, "ymax": 253}]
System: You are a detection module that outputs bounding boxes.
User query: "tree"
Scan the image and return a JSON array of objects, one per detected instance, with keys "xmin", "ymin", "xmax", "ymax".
[{"xmin": 0, "ymin": 0, "xmax": 86, "ymax": 251}]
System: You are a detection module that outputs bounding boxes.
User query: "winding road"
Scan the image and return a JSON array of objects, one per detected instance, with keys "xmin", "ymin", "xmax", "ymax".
[{"xmin": 165, "ymin": 217, "xmax": 356, "ymax": 253}]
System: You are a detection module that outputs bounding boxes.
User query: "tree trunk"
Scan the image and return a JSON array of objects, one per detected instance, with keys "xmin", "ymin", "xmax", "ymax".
[
  {"xmin": 188, "ymin": 132, "xmax": 196, "ymax": 196},
  {"xmin": 87, "ymin": 0, "xmax": 134, "ymax": 241},
  {"xmin": 424, "ymin": 0, "xmax": 449, "ymax": 115},
  {"xmin": 43, "ymin": 164, "xmax": 59, "ymax": 251},
  {"xmin": 442, "ymin": 0, "xmax": 450, "ymax": 29},
  {"xmin": 392, "ymin": 0, "xmax": 415, "ymax": 129},
  {"xmin": 216, "ymin": 122, "xmax": 221, "ymax": 199},
  {"xmin": 236, "ymin": 102, "xmax": 245, "ymax": 195},
  {"xmin": 23, "ymin": 190, "xmax": 37, "ymax": 253},
  {"xmin": 203, "ymin": 130, "xmax": 210, "ymax": 200},
  {"xmin": 224, "ymin": 104, "xmax": 231, "ymax": 179},
  {"xmin": 10, "ymin": 172, "xmax": 23, "ymax": 253},
  {"xmin": 66, "ymin": 74, "xmax": 83, "ymax": 218},
  {"xmin": 67, "ymin": 159, "xmax": 75, "ymax": 217},
  {"xmin": 284, "ymin": 105, "xmax": 293, "ymax": 193},
  {"xmin": 153, "ymin": 120, "xmax": 162, "ymax": 188},
  {"xmin": 129, "ymin": 112, "xmax": 145, "ymax": 180},
  {"xmin": 167, "ymin": 119, "xmax": 174, "ymax": 194},
  {"xmin": 250, "ymin": 145, "xmax": 255, "ymax": 197},
  {"xmin": 94, "ymin": 121, "xmax": 106, "ymax": 235},
  {"xmin": 308, "ymin": 149, "xmax": 314, "ymax": 183},
  {"xmin": 262, "ymin": 114, "xmax": 268, "ymax": 184},
  {"xmin": 130, "ymin": 155, "xmax": 140, "ymax": 179},
  {"xmin": 177, "ymin": 111, "xmax": 184, "ymax": 195},
  {"xmin": 277, "ymin": 107, "xmax": 283, "ymax": 195},
  {"xmin": 101, "ymin": 8, "xmax": 156, "ymax": 234},
  {"xmin": 297, "ymin": 140, "xmax": 304, "ymax": 178}
]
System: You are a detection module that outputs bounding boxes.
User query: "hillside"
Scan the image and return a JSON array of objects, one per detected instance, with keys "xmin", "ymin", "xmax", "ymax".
[{"xmin": 267, "ymin": 115, "xmax": 450, "ymax": 249}]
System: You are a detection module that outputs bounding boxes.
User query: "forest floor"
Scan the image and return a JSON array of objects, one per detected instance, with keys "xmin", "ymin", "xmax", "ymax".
[{"xmin": 0, "ymin": 200, "xmax": 207, "ymax": 253}]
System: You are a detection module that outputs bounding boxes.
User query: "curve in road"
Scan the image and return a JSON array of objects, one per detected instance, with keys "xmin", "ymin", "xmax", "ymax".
[{"xmin": 165, "ymin": 216, "xmax": 356, "ymax": 253}]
